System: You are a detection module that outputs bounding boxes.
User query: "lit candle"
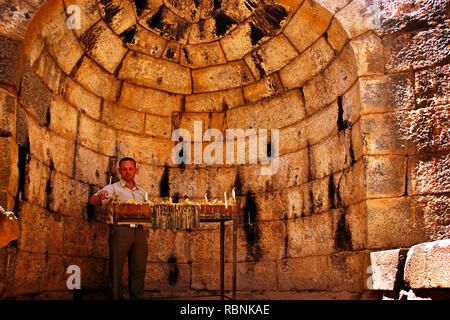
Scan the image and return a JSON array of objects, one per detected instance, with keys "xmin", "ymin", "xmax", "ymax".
[
  {"xmin": 224, "ymin": 191, "xmax": 227, "ymax": 209},
  {"xmin": 205, "ymin": 194, "xmax": 208, "ymax": 202},
  {"xmin": 232, "ymin": 188, "xmax": 235, "ymax": 200},
  {"xmin": 109, "ymin": 176, "xmax": 112, "ymax": 185},
  {"xmin": 145, "ymin": 192, "xmax": 148, "ymax": 201}
]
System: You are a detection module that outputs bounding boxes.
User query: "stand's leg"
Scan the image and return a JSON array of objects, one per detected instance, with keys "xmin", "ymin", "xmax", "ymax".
[
  {"xmin": 113, "ymin": 216, "xmax": 119, "ymax": 300},
  {"xmin": 232, "ymin": 218, "xmax": 237, "ymax": 300},
  {"xmin": 220, "ymin": 220, "xmax": 225, "ymax": 301}
]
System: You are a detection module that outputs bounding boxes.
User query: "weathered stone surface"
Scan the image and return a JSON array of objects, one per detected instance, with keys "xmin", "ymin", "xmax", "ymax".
[
  {"xmin": 168, "ymin": 166, "xmax": 209, "ymax": 198},
  {"xmin": 283, "ymin": 0, "xmax": 332, "ymax": 53},
  {"xmin": 384, "ymin": 24, "xmax": 450, "ymax": 72},
  {"xmin": 359, "ymin": 73, "xmax": 415, "ymax": 114},
  {"xmin": 410, "ymin": 154, "xmax": 450, "ymax": 196},
  {"xmin": 59, "ymin": 76, "xmax": 102, "ymax": 119},
  {"xmin": 360, "ymin": 113, "xmax": 405, "ymax": 155},
  {"xmin": 370, "ymin": 248, "xmax": 409, "ymax": 290},
  {"xmin": 144, "ymin": 114, "xmax": 172, "ymax": 139},
  {"xmin": 73, "ymin": 56, "xmax": 121, "ymax": 102},
  {"xmin": 146, "ymin": 262, "xmax": 191, "ymax": 291},
  {"xmin": 342, "ymin": 81, "xmax": 360, "ymax": 124},
  {"xmin": 119, "ymin": 81, "xmax": 183, "ymax": 116},
  {"xmin": 62, "ymin": 216, "xmax": 94, "ymax": 257},
  {"xmin": 236, "ymin": 261, "xmax": 278, "ymax": 291},
  {"xmin": 147, "ymin": 229, "xmax": 190, "ymax": 263},
  {"xmin": 303, "ymin": 45, "xmax": 358, "ymax": 114},
  {"xmin": 335, "ymin": 160, "xmax": 366, "ymax": 207},
  {"xmin": 25, "ymin": 157, "xmax": 50, "ymax": 208},
  {"xmin": 119, "ymin": 51, "xmax": 192, "ymax": 94},
  {"xmin": 64, "ymin": 0, "xmax": 102, "ymax": 36},
  {"xmin": 79, "ymin": 20, "xmax": 128, "ymax": 73},
  {"xmin": 335, "ymin": 0, "xmax": 378, "ymax": 39},
  {"xmin": 191, "ymin": 262, "xmax": 233, "ymax": 290},
  {"xmin": 415, "ymin": 64, "xmax": 450, "ymax": 108},
  {"xmin": 243, "ymin": 73, "xmax": 284, "ymax": 104},
  {"xmin": 220, "ymin": 22, "xmax": 258, "ymax": 61},
  {"xmin": 349, "ymin": 31, "xmax": 384, "ymax": 76},
  {"xmin": 192, "ymin": 60, "xmax": 254, "ymax": 93},
  {"xmin": 186, "ymin": 88, "xmax": 244, "ymax": 112},
  {"xmin": 127, "ymin": 25, "xmax": 167, "ymax": 58},
  {"xmin": 278, "ymin": 255, "xmax": 329, "ymax": 291},
  {"xmin": 161, "ymin": 41, "xmax": 181, "ymax": 63},
  {"xmin": 103, "ymin": 101, "xmax": 145, "ymax": 134},
  {"xmin": 244, "ymin": 34, "xmax": 298, "ymax": 80},
  {"xmin": 404, "ymin": 239, "xmax": 450, "ymax": 289},
  {"xmin": 48, "ymin": 95, "xmax": 78, "ymax": 140},
  {"xmin": 98, "ymin": 0, "xmax": 136, "ymax": 35},
  {"xmin": 2, "ymin": 2, "xmax": 34, "ymax": 38},
  {"xmin": 328, "ymin": 252, "xmax": 368, "ymax": 292},
  {"xmin": 0, "ymin": 88, "xmax": 15, "ymax": 136},
  {"xmin": 0, "ymin": 37, "xmax": 22, "ymax": 89},
  {"xmin": 16, "ymin": 202, "xmax": 47, "ymax": 253},
  {"xmin": 10, "ymin": 251, "xmax": 45, "ymax": 296},
  {"xmin": 32, "ymin": 49, "xmax": 62, "ymax": 93},
  {"xmin": 279, "ymin": 36, "xmax": 334, "ymax": 90},
  {"xmin": 417, "ymin": 194, "xmax": 450, "ymax": 241},
  {"xmin": 364, "ymin": 155, "xmax": 406, "ymax": 198},
  {"xmin": 78, "ymin": 113, "xmax": 116, "ymax": 156},
  {"xmin": 366, "ymin": 197, "xmax": 427, "ymax": 249},
  {"xmin": 180, "ymin": 42, "xmax": 227, "ymax": 68},
  {"xmin": 375, "ymin": 0, "xmax": 450, "ymax": 36},
  {"xmin": 326, "ymin": 17, "xmax": 348, "ymax": 52},
  {"xmin": 226, "ymin": 89, "xmax": 305, "ymax": 130},
  {"xmin": 74, "ymin": 145, "xmax": 110, "ymax": 186},
  {"xmin": 315, "ymin": 0, "xmax": 351, "ymax": 14}
]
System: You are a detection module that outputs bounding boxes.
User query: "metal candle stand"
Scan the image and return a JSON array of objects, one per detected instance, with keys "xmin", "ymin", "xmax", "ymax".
[{"xmin": 111, "ymin": 202, "xmax": 238, "ymax": 300}]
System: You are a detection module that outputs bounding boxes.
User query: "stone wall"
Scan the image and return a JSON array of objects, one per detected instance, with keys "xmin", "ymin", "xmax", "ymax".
[{"xmin": 0, "ymin": 0, "xmax": 448, "ymax": 299}]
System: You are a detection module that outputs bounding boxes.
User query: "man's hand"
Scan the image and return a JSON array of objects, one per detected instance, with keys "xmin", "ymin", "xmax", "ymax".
[{"xmin": 89, "ymin": 190, "xmax": 109, "ymax": 206}]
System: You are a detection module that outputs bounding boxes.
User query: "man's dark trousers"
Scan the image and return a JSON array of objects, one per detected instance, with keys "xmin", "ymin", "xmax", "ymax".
[{"xmin": 107, "ymin": 225, "xmax": 148, "ymax": 299}]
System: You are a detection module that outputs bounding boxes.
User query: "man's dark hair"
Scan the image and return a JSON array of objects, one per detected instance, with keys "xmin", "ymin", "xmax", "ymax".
[{"xmin": 119, "ymin": 157, "xmax": 136, "ymax": 167}]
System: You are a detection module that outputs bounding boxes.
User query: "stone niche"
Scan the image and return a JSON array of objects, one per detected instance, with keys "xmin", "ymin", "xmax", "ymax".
[{"xmin": 0, "ymin": 0, "xmax": 448, "ymax": 299}]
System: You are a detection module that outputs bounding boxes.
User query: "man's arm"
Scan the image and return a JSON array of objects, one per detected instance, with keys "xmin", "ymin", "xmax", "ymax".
[{"xmin": 89, "ymin": 190, "xmax": 109, "ymax": 206}]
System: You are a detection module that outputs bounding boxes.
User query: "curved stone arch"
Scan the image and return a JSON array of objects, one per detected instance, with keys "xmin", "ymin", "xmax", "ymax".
[{"xmin": 1, "ymin": 0, "xmax": 445, "ymax": 299}]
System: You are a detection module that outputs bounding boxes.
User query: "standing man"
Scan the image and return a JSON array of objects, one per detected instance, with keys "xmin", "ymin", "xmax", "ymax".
[{"xmin": 89, "ymin": 157, "xmax": 148, "ymax": 299}]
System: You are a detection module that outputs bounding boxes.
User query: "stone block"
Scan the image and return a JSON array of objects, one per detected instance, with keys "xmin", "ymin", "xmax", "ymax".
[
  {"xmin": 10, "ymin": 251, "xmax": 45, "ymax": 296},
  {"xmin": 236, "ymin": 261, "xmax": 278, "ymax": 291},
  {"xmin": 309, "ymin": 133, "xmax": 348, "ymax": 179},
  {"xmin": 79, "ymin": 20, "xmax": 128, "ymax": 73},
  {"xmin": 190, "ymin": 229, "xmax": 220, "ymax": 263},
  {"xmin": 38, "ymin": 0, "xmax": 84, "ymax": 75},
  {"xmin": 342, "ymin": 81, "xmax": 360, "ymax": 124},
  {"xmin": 131, "ymin": 162, "xmax": 165, "ymax": 197},
  {"xmin": 188, "ymin": 18, "xmax": 223, "ymax": 44},
  {"xmin": 358, "ymin": 73, "xmax": 415, "ymax": 114},
  {"xmin": 90, "ymin": 222, "xmax": 109, "ymax": 259},
  {"xmin": 360, "ymin": 113, "xmax": 405, "ymax": 155},
  {"xmin": 369, "ymin": 248, "xmax": 409, "ymax": 290},
  {"xmin": 243, "ymin": 73, "xmax": 284, "ymax": 104},
  {"xmin": 48, "ymin": 95, "xmax": 78, "ymax": 140},
  {"xmin": 20, "ymin": 61, "xmax": 52, "ymax": 127},
  {"xmin": 119, "ymin": 81, "xmax": 183, "ymax": 116},
  {"xmin": 326, "ymin": 17, "xmax": 348, "ymax": 52},
  {"xmin": 64, "ymin": 0, "xmax": 102, "ymax": 36},
  {"xmin": 276, "ymin": 148, "xmax": 310, "ymax": 188},
  {"xmin": 22, "ymin": 20, "xmax": 44, "ymax": 67},
  {"xmin": 185, "ymin": 88, "xmax": 244, "ymax": 112},
  {"xmin": 191, "ymin": 262, "xmax": 233, "ymax": 291},
  {"xmin": 180, "ymin": 42, "xmax": 227, "ymax": 68},
  {"xmin": 315, "ymin": 0, "xmax": 351, "ymax": 14},
  {"xmin": 168, "ymin": 166, "xmax": 209, "ymax": 199},
  {"xmin": 32, "ymin": 49, "xmax": 62, "ymax": 93},
  {"xmin": 192, "ymin": 60, "xmax": 254, "ymax": 93},
  {"xmin": 78, "ymin": 113, "xmax": 116, "ymax": 156},
  {"xmin": 328, "ymin": 252, "xmax": 368, "ymax": 292},
  {"xmin": 225, "ymin": 89, "xmax": 305, "ymax": 130},
  {"xmin": 303, "ymin": 45, "xmax": 358, "ymax": 114},
  {"xmin": 404, "ymin": 239, "xmax": 450, "ymax": 289},
  {"xmin": 62, "ymin": 216, "xmax": 94, "ymax": 257},
  {"xmin": 147, "ymin": 229, "xmax": 190, "ymax": 263},
  {"xmin": 40, "ymin": 254, "xmax": 67, "ymax": 291},
  {"xmin": 384, "ymin": 24, "xmax": 450, "ymax": 72},
  {"xmin": 102, "ymin": 101, "xmax": 145, "ymax": 134},
  {"xmin": 277, "ymin": 256, "xmax": 330, "ymax": 291},
  {"xmin": 366, "ymin": 197, "xmax": 427, "ymax": 249},
  {"xmin": 74, "ymin": 56, "xmax": 121, "ymax": 102},
  {"xmin": 415, "ymin": 64, "xmax": 450, "ymax": 108},
  {"xmin": 46, "ymin": 213, "xmax": 64, "ymax": 255},
  {"xmin": 0, "ymin": 88, "xmax": 15, "ymax": 137},
  {"xmin": 146, "ymin": 262, "xmax": 191, "ymax": 291},
  {"xmin": 244, "ymin": 34, "xmax": 298, "ymax": 80},
  {"xmin": 220, "ymin": 22, "xmax": 257, "ymax": 61},
  {"xmin": 74, "ymin": 145, "xmax": 110, "ymax": 186},
  {"xmin": 118, "ymin": 51, "xmax": 192, "ymax": 94},
  {"xmin": 285, "ymin": 184, "xmax": 313, "ymax": 219},
  {"xmin": 279, "ymin": 36, "xmax": 334, "ymax": 90},
  {"xmin": 16, "ymin": 202, "xmax": 48, "ymax": 253},
  {"xmin": 98, "ymin": 0, "xmax": 136, "ymax": 35},
  {"xmin": 127, "ymin": 25, "xmax": 167, "ymax": 58},
  {"xmin": 335, "ymin": 159, "xmax": 366, "ymax": 207},
  {"xmin": 116, "ymin": 131, "xmax": 174, "ymax": 166},
  {"xmin": 0, "ymin": 0, "xmax": 36, "ymax": 41},
  {"xmin": 26, "ymin": 157, "xmax": 50, "ymax": 208},
  {"xmin": 205, "ymin": 166, "xmax": 238, "ymax": 198},
  {"xmin": 283, "ymin": 0, "xmax": 332, "ymax": 53},
  {"xmin": 364, "ymin": 155, "xmax": 406, "ymax": 198},
  {"xmin": 144, "ymin": 114, "xmax": 172, "ymax": 139},
  {"xmin": 349, "ymin": 31, "xmax": 385, "ymax": 76},
  {"xmin": 43, "ymin": 130, "xmax": 76, "ymax": 176},
  {"xmin": 59, "ymin": 77, "xmax": 102, "ymax": 119},
  {"xmin": 245, "ymin": 190, "xmax": 285, "ymax": 222},
  {"xmin": 161, "ymin": 41, "xmax": 180, "ymax": 63},
  {"xmin": 335, "ymin": 0, "xmax": 377, "ymax": 39},
  {"xmin": 278, "ymin": 122, "xmax": 308, "ymax": 155},
  {"xmin": 408, "ymin": 154, "xmax": 450, "ymax": 196},
  {"xmin": 287, "ymin": 213, "xmax": 335, "ymax": 258},
  {"xmin": 346, "ymin": 201, "xmax": 367, "ymax": 250}
]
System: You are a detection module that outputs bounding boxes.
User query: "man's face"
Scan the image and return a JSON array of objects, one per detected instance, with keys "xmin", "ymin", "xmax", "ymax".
[{"xmin": 118, "ymin": 160, "xmax": 138, "ymax": 183}]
